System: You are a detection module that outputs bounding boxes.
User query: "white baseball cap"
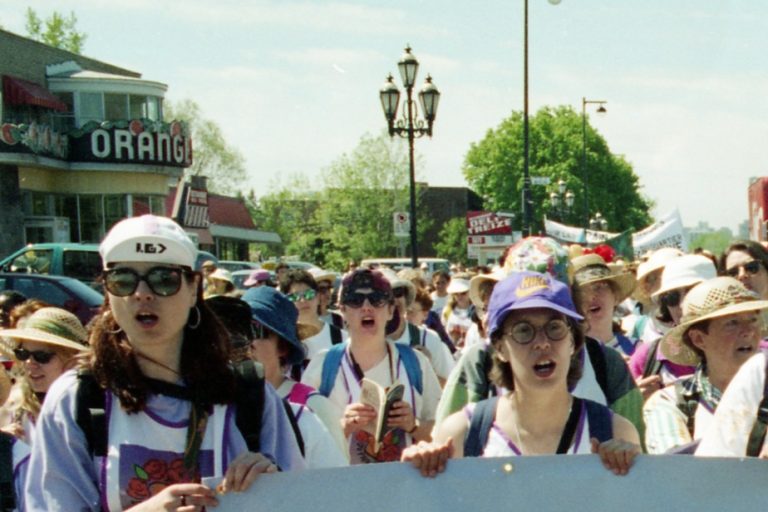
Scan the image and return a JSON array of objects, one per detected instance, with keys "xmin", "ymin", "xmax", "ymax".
[{"xmin": 100, "ymin": 215, "xmax": 197, "ymax": 269}]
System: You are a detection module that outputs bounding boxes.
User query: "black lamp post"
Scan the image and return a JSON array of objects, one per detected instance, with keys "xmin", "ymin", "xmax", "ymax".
[
  {"xmin": 380, "ymin": 46, "xmax": 440, "ymax": 269},
  {"xmin": 589, "ymin": 212, "xmax": 608, "ymax": 232},
  {"xmin": 549, "ymin": 179, "xmax": 575, "ymax": 222},
  {"xmin": 581, "ymin": 97, "xmax": 607, "ymax": 229}
]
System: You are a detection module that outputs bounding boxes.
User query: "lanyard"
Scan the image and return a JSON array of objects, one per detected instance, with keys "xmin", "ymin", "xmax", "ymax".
[{"xmin": 347, "ymin": 343, "xmax": 395, "ymax": 385}]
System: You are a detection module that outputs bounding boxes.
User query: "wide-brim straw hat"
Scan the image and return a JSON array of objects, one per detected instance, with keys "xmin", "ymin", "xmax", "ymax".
[
  {"xmin": 651, "ymin": 254, "xmax": 717, "ymax": 300},
  {"xmin": 308, "ymin": 267, "xmax": 336, "ymax": 285},
  {"xmin": 209, "ymin": 268, "xmax": 234, "ymax": 285},
  {"xmin": 662, "ymin": 277, "xmax": 768, "ymax": 366},
  {"xmin": 446, "ymin": 278, "xmax": 471, "ymax": 295},
  {"xmin": 636, "ymin": 247, "xmax": 684, "ymax": 282},
  {"xmin": 297, "ymin": 322, "xmax": 323, "ymax": 341},
  {"xmin": 0, "ymin": 307, "xmax": 89, "ymax": 356},
  {"xmin": 571, "ymin": 254, "xmax": 636, "ymax": 303},
  {"xmin": 379, "ymin": 268, "xmax": 416, "ymax": 306},
  {"xmin": 469, "ymin": 268, "xmax": 508, "ymax": 309}
]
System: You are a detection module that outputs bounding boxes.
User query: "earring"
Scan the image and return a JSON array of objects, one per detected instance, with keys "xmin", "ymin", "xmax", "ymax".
[
  {"xmin": 187, "ymin": 306, "xmax": 201, "ymax": 330},
  {"xmin": 104, "ymin": 311, "xmax": 123, "ymax": 335}
]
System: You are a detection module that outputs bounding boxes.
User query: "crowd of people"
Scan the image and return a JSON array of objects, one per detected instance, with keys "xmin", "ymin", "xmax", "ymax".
[{"xmin": 0, "ymin": 214, "xmax": 767, "ymax": 511}]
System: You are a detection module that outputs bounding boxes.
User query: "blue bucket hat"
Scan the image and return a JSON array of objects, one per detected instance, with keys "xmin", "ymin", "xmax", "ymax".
[
  {"xmin": 242, "ymin": 286, "xmax": 306, "ymax": 366},
  {"xmin": 486, "ymin": 271, "xmax": 583, "ymax": 339}
]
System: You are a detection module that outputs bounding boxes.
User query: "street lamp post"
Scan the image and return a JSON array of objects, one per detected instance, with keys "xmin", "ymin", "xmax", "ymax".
[
  {"xmin": 380, "ymin": 46, "xmax": 440, "ymax": 269},
  {"xmin": 549, "ymin": 179, "xmax": 575, "ymax": 222},
  {"xmin": 581, "ymin": 97, "xmax": 607, "ymax": 229},
  {"xmin": 589, "ymin": 212, "xmax": 608, "ymax": 232}
]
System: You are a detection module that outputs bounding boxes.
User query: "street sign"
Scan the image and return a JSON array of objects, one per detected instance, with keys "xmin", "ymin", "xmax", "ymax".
[
  {"xmin": 531, "ymin": 176, "xmax": 551, "ymax": 186},
  {"xmin": 393, "ymin": 212, "xmax": 410, "ymax": 238}
]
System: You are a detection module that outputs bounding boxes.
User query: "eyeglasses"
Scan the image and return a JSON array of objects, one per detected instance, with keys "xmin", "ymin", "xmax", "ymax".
[
  {"xmin": 286, "ymin": 289, "xmax": 317, "ymax": 302},
  {"xmin": 726, "ymin": 260, "xmax": 762, "ymax": 278},
  {"xmin": 14, "ymin": 347, "xmax": 57, "ymax": 364},
  {"xmin": 501, "ymin": 318, "xmax": 570, "ymax": 345},
  {"xmin": 660, "ymin": 289, "xmax": 684, "ymax": 308},
  {"xmin": 103, "ymin": 266, "xmax": 189, "ymax": 297},
  {"xmin": 342, "ymin": 291, "xmax": 390, "ymax": 309},
  {"xmin": 393, "ymin": 287, "xmax": 408, "ymax": 299}
]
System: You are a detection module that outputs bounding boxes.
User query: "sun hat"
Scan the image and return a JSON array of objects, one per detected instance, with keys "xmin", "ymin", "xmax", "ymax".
[
  {"xmin": 469, "ymin": 268, "xmax": 508, "ymax": 309},
  {"xmin": 308, "ymin": 267, "xmax": 335, "ymax": 285},
  {"xmin": 244, "ymin": 269, "xmax": 272, "ymax": 287},
  {"xmin": 446, "ymin": 278, "xmax": 470, "ymax": 295},
  {"xmin": 571, "ymin": 254, "xmax": 636, "ymax": 303},
  {"xmin": 379, "ymin": 268, "xmax": 416, "ymax": 306},
  {"xmin": 0, "ymin": 307, "xmax": 89, "ymax": 355},
  {"xmin": 201, "ymin": 260, "xmax": 216, "ymax": 268},
  {"xmin": 241, "ymin": 286, "xmax": 306, "ymax": 366},
  {"xmin": 503, "ymin": 236, "xmax": 570, "ymax": 284},
  {"xmin": 100, "ymin": 215, "xmax": 197, "ymax": 269},
  {"xmin": 486, "ymin": 271, "xmax": 583, "ymax": 339},
  {"xmin": 636, "ymin": 247, "xmax": 684, "ymax": 282},
  {"xmin": 651, "ymin": 254, "xmax": 717, "ymax": 300},
  {"xmin": 209, "ymin": 268, "xmax": 234, "ymax": 284},
  {"xmin": 661, "ymin": 277, "xmax": 768, "ymax": 366}
]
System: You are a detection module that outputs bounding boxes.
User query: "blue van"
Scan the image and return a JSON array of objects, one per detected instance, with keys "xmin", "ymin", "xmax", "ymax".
[{"xmin": 0, "ymin": 243, "xmax": 102, "ymax": 286}]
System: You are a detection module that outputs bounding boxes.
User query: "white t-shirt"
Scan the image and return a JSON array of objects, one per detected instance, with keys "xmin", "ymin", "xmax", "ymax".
[
  {"xmin": 303, "ymin": 323, "xmax": 348, "ymax": 361},
  {"xmin": 286, "ymin": 402, "xmax": 347, "ymax": 469},
  {"xmin": 388, "ymin": 324, "xmax": 455, "ymax": 381},
  {"xmin": 430, "ymin": 292, "xmax": 448, "ymax": 315},
  {"xmin": 696, "ymin": 352, "xmax": 768, "ymax": 457}
]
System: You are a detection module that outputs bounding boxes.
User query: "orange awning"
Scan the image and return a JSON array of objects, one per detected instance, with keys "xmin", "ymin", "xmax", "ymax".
[{"xmin": 2, "ymin": 75, "xmax": 68, "ymax": 112}]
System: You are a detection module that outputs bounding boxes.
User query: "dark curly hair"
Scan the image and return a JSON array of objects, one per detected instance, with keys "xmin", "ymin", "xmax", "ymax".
[{"xmin": 88, "ymin": 272, "xmax": 236, "ymax": 413}]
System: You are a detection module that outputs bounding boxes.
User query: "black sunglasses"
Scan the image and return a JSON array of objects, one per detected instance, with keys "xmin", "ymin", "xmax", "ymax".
[
  {"xmin": 660, "ymin": 290, "xmax": 683, "ymax": 308},
  {"xmin": 342, "ymin": 290, "xmax": 390, "ymax": 309},
  {"xmin": 726, "ymin": 260, "xmax": 762, "ymax": 278},
  {"xmin": 103, "ymin": 266, "xmax": 190, "ymax": 297},
  {"xmin": 14, "ymin": 347, "xmax": 57, "ymax": 364}
]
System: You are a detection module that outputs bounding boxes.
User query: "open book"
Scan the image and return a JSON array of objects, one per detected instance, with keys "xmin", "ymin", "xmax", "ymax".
[{"xmin": 359, "ymin": 378, "xmax": 405, "ymax": 452}]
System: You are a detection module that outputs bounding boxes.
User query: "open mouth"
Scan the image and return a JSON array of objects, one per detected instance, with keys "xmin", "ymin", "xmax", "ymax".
[
  {"xmin": 532, "ymin": 360, "xmax": 556, "ymax": 378},
  {"xmin": 736, "ymin": 345, "xmax": 754, "ymax": 355},
  {"xmin": 361, "ymin": 317, "xmax": 376, "ymax": 328},
  {"xmin": 136, "ymin": 312, "xmax": 159, "ymax": 327}
]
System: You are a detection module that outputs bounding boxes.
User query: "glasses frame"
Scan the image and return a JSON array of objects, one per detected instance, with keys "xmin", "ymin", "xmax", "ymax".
[
  {"xmin": 726, "ymin": 260, "xmax": 762, "ymax": 278},
  {"xmin": 342, "ymin": 290, "xmax": 391, "ymax": 309},
  {"xmin": 103, "ymin": 266, "xmax": 191, "ymax": 297},
  {"xmin": 14, "ymin": 347, "xmax": 57, "ymax": 364},
  {"xmin": 501, "ymin": 318, "xmax": 571, "ymax": 345},
  {"xmin": 286, "ymin": 289, "xmax": 318, "ymax": 302}
]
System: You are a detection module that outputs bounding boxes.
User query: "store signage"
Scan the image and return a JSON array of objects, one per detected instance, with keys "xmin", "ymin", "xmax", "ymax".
[
  {"xmin": 0, "ymin": 121, "xmax": 69, "ymax": 159},
  {"xmin": 466, "ymin": 211, "xmax": 512, "ymax": 236}
]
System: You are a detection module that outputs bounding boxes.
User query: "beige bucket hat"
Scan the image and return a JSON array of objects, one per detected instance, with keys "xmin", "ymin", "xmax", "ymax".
[
  {"xmin": 0, "ymin": 307, "xmax": 89, "ymax": 356},
  {"xmin": 571, "ymin": 254, "xmax": 636, "ymax": 303},
  {"xmin": 662, "ymin": 277, "xmax": 768, "ymax": 366}
]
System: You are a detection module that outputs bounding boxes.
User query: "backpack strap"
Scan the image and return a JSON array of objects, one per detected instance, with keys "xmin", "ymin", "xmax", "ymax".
[
  {"xmin": 0, "ymin": 433, "xmax": 15, "ymax": 512},
  {"xmin": 463, "ymin": 397, "xmax": 498, "ymax": 457},
  {"xmin": 282, "ymin": 399, "xmax": 306, "ymax": 458},
  {"xmin": 395, "ymin": 344, "xmax": 423, "ymax": 395},
  {"xmin": 329, "ymin": 324, "xmax": 343, "ymax": 345},
  {"xmin": 673, "ymin": 378, "xmax": 699, "ymax": 437},
  {"xmin": 407, "ymin": 323, "xmax": 421, "ymax": 348},
  {"xmin": 319, "ymin": 343, "xmax": 347, "ymax": 397},
  {"xmin": 555, "ymin": 398, "xmax": 584, "ymax": 454},
  {"xmin": 287, "ymin": 381, "xmax": 316, "ymax": 406},
  {"xmin": 75, "ymin": 369, "xmax": 108, "ymax": 458},
  {"xmin": 584, "ymin": 399, "xmax": 613, "ymax": 443},
  {"xmin": 746, "ymin": 356, "xmax": 768, "ymax": 457},
  {"xmin": 641, "ymin": 338, "xmax": 664, "ymax": 378},
  {"xmin": 584, "ymin": 338, "xmax": 609, "ymax": 400},
  {"xmin": 232, "ymin": 360, "xmax": 266, "ymax": 453}
]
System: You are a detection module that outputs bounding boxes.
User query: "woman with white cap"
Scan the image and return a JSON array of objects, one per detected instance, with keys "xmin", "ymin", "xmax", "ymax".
[
  {"xmin": 25, "ymin": 215, "xmax": 302, "ymax": 512},
  {"xmin": 443, "ymin": 276, "xmax": 473, "ymax": 349},
  {"xmin": 204, "ymin": 268, "xmax": 237, "ymax": 298},
  {"xmin": 644, "ymin": 277, "xmax": 768, "ymax": 454},
  {"xmin": 403, "ymin": 272, "xmax": 640, "ymax": 477},
  {"xmin": 0, "ymin": 307, "xmax": 88, "ymax": 512}
]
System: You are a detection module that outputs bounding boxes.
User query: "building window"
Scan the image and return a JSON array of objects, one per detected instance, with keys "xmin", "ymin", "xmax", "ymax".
[
  {"xmin": 104, "ymin": 195, "xmax": 127, "ymax": 233},
  {"xmin": 104, "ymin": 93, "xmax": 128, "ymax": 121},
  {"xmin": 129, "ymin": 94, "xmax": 146, "ymax": 120},
  {"xmin": 78, "ymin": 195, "xmax": 105, "ymax": 243},
  {"xmin": 78, "ymin": 92, "xmax": 103, "ymax": 126},
  {"xmin": 148, "ymin": 97, "xmax": 162, "ymax": 121}
]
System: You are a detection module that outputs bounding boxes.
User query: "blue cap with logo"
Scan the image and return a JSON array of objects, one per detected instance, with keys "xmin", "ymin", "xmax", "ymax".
[{"xmin": 486, "ymin": 271, "xmax": 583, "ymax": 339}]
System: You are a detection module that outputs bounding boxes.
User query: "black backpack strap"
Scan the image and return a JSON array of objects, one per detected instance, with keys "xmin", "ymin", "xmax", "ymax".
[
  {"xmin": 584, "ymin": 338, "xmax": 609, "ymax": 399},
  {"xmin": 407, "ymin": 323, "xmax": 421, "ymax": 347},
  {"xmin": 746, "ymin": 356, "xmax": 768, "ymax": 457},
  {"xmin": 0, "ymin": 433, "xmax": 15, "ymax": 512},
  {"xmin": 75, "ymin": 369, "xmax": 108, "ymax": 458},
  {"xmin": 463, "ymin": 397, "xmax": 498, "ymax": 457},
  {"xmin": 330, "ymin": 324, "xmax": 343, "ymax": 345},
  {"xmin": 555, "ymin": 398, "xmax": 584, "ymax": 454},
  {"xmin": 584, "ymin": 399, "xmax": 613, "ymax": 443},
  {"xmin": 232, "ymin": 360, "xmax": 266, "ymax": 453},
  {"xmin": 282, "ymin": 399, "xmax": 306, "ymax": 458},
  {"xmin": 673, "ymin": 378, "xmax": 699, "ymax": 437},
  {"xmin": 642, "ymin": 338, "xmax": 664, "ymax": 378}
]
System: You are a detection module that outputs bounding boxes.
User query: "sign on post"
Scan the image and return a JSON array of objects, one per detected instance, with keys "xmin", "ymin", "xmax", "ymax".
[{"xmin": 393, "ymin": 212, "xmax": 410, "ymax": 238}]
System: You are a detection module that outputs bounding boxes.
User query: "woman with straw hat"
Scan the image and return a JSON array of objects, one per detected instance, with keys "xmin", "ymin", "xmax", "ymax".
[
  {"xmin": 0, "ymin": 307, "xmax": 89, "ymax": 512},
  {"xmin": 643, "ymin": 276, "xmax": 768, "ymax": 454}
]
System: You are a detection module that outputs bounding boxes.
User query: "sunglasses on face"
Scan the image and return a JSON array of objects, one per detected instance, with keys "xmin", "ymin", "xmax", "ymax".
[
  {"xmin": 103, "ymin": 266, "xmax": 189, "ymax": 297},
  {"xmin": 342, "ymin": 290, "xmax": 390, "ymax": 309},
  {"xmin": 726, "ymin": 260, "xmax": 762, "ymax": 278},
  {"xmin": 286, "ymin": 289, "xmax": 317, "ymax": 302},
  {"xmin": 14, "ymin": 347, "xmax": 57, "ymax": 364},
  {"xmin": 502, "ymin": 318, "xmax": 570, "ymax": 345}
]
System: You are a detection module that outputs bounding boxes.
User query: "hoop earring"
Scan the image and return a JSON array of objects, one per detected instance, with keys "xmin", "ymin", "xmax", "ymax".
[
  {"xmin": 104, "ymin": 311, "xmax": 123, "ymax": 335},
  {"xmin": 188, "ymin": 306, "xmax": 201, "ymax": 330}
]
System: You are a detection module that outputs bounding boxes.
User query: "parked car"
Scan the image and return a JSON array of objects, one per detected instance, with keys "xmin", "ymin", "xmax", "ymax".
[
  {"xmin": 230, "ymin": 269, "xmax": 276, "ymax": 290},
  {"xmin": 0, "ymin": 273, "xmax": 103, "ymax": 325},
  {"xmin": 0, "ymin": 243, "xmax": 102, "ymax": 287},
  {"xmin": 217, "ymin": 260, "xmax": 260, "ymax": 272},
  {"xmin": 261, "ymin": 260, "xmax": 318, "ymax": 271},
  {"xmin": 359, "ymin": 257, "xmax": 450, "ymax": 278}
]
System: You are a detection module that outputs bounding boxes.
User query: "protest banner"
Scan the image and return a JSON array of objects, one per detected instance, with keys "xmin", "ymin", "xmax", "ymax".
[
  {"xmin": 632, "ymin": 209, "xmax": 688, "ymax": 256},
  {"xmin": 204, "ymin": 455, "xmax": 765, "ymax": 512}
]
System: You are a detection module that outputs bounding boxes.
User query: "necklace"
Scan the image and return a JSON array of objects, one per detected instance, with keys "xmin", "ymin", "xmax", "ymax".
[
  {"xmin": 133, "ymin": 349, "xmax": 181, "ymax": 377},
  {"xmin": 348, "ymin": 343, "xmax": 395, "ymax": 384}
]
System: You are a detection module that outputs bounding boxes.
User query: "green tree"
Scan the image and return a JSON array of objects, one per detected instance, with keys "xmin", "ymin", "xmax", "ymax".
[
  {"xmin": 463, "ymin": 106, "xmax": 652, "ymax": 234},
  {"xmin": 164, "ymin": 99, "xmax": 247, "ymax": 196},
  {"xmin": 434, "ymin": 217, "xmax": 469, "ymax": 265},
  {"xmin": 689, "ymin": 228, "xmax": 733, "ymax": 256},
  {"xmin": 25, "ymin": 8, "xmax": 86, "ymax": 54}
]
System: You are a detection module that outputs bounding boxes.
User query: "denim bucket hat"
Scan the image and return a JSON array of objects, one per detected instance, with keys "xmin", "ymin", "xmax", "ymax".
[{"xmin": 242, "ymin": 286, "xmax": 306, "ymax": 366}]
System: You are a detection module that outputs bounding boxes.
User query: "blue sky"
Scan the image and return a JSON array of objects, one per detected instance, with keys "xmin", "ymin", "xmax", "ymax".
[{"xmin": 2, "ymin": 1, "xmax": 766, "ymax": 233}]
